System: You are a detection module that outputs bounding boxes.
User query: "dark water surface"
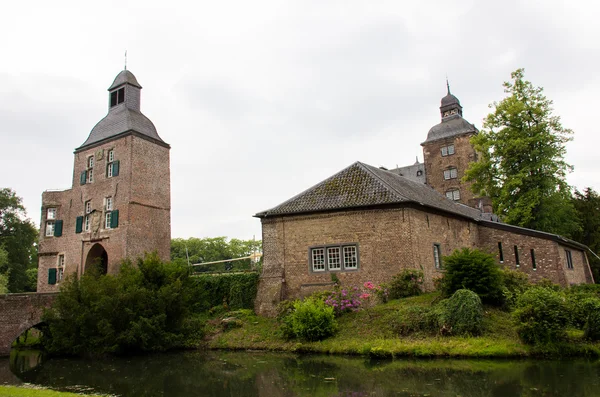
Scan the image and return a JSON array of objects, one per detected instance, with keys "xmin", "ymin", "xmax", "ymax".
[{"xmin": 2, "ymin": 349, "xmax": 600, "ymax": 397}]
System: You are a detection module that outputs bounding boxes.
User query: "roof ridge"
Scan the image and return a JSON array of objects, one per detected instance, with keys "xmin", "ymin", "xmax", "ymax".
[{"xmin": 357, "ymin": 162, "xmax": 410, "ymax": 201}]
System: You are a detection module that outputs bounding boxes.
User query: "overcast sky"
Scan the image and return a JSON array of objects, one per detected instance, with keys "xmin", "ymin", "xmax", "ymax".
[{"xmin": 1, "ymin": 0, "xmax": 599, "ymax": 241}]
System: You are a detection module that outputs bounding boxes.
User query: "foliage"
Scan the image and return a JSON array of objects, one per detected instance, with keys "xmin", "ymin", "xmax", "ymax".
[
  {"xmin": 0, "ymin": 246, "xmax": 8, "ymax": 294},
  {"xmin": 171, "ymin": 236, "xmax": 262, "ymax": 272},
  {"xmin": 513, "ymin": 286, "xmax": 569, "ymax": 345},
  {"xmin": 464, "ymin": 68, "xmax": 580, "ymax": 237},
  {"xmin": 439, "ymin": 289, "xmax": 484, "ymax": 336},
  {"xmin": 191, "ymin": 272, "xmax": 259, "ymax": 312},
  {"xmin": 391, "ymin": 305, "xmax": 441, "ymax": 336},
  {"xmin": 41, "ymin": 253, "xmax": 205, "ymax": 356},
  {"xmin": 583, "ymin": 297, "xmax": 600, "ymax": 341},
  {"xmin": 571, "ymin": 188, "xmax": 600, "ymax": 282},
  {"xmin": 500, "ymin": 268, "xmax": 530, "ymax": 309},
  {"xmin": 283, "ymin": 298, "xmax": 337, "ymax": 341},
  {"xmin": 24, "ymin": 267, "xmax": 38, "ymax": 292},
  {"xmin": 388, "ymin": 269, "xmax": 424, "ymax": 299},
  {"xmin": 0, "ymin": 188, "xmax": 38, "ymax": 292},
  {"xmin": 324, "ymin": 285, "xmax": 363, "ymax": 315},
  {"xmin": 440, "ymin": 248, "xmax": 504, "ymax": 305}
]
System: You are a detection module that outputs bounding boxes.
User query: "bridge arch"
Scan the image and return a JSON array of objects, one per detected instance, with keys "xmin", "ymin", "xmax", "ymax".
[{"xmin": 85, "ymin": 243, "xmax": 108, "ymax": 275}]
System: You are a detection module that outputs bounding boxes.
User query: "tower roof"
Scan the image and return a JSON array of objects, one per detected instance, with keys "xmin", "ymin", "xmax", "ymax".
[
  {"xmin": 76, "ymin": 70, "xmax": 168, "ymax": 151},
  {"xmin": 422, "ymin": 84, "xmax": 476, "ymax": 144},
  {"xmin": 108, "ymin": 70, "xmax": 142, "ymax": 90}
]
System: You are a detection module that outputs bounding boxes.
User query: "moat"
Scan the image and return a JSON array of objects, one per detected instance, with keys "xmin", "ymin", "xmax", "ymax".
[{"xmin": 2, "ymin": 350, "xmax": 600, "ymax": 396}]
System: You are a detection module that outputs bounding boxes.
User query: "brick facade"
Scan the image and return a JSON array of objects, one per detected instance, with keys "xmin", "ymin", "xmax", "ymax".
[
  {"xmin": 255, "ymin": 206, "xmax": 592, "ymax": 316},
  {"xmin": 37, "ymin": 71, "xmax": 170, "ymax": 292}
]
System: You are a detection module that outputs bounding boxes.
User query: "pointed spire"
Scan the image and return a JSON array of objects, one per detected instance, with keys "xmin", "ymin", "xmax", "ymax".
[
  {"xmin": 415, "ymin": 156, "xmax": 419, "ymax": 164},
  {"xmin": 446, "ymin": 77, "xmax": 451, "ymax": 95}
]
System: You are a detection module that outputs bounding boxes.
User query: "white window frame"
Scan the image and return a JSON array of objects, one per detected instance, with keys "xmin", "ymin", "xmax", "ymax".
[
  {"xmin": 45, "ymin": 221, "xmax": 55, "ymax": 237},
  {"xmin": 88, "ymin": 156, "xmax": 94, "ymax": 168},
  {"xmin": 343, "ymin": 246, "xmax": 358, "ymax": 270},
  {"xmin": 311, "ymin": 248, "xmax": 326, "ymax": 272},
  {"xmin": 57, "ymin": 254, "xmax": 65, "ymax": 282},
  {"xmin": 105, "ymin": 212, "xmax": 112, "ymax": 229},
  {"xmin": 105, "ymin": 197, "xmax": 113, "ymax": 211},
  {"xmin": 84, "ymin": 215, "xmax": 90, "ymax": 232},
  {"xmin": 310, "ymin": 244, "xmax": 359, "ymax": 273},
  {"xmin": 47, "ymin": 208, "xmax": 57, "ymax": 220},
  {"xmin": 107, "ymin": 163, "xmax": 113, "ymax": 178},
  {"xmin": 441, "ymin": 144, "xmax": 455, "ymax": 157},
  {"xmin": 444, "ymin": 167, "xmax": 458, "ymax": 180},
  {"xmin": 445, "ymin": 189, "xmax": 460, "ymax": 201},
  {"xmin": 85, "ymin": 200, "xmax": 92, "ymax": 214},
  {"xmin": 327, "ymin": 247, "xmax": 341, "ymax": 271}
]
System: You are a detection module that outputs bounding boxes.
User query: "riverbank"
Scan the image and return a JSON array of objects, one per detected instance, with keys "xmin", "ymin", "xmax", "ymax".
[
  {"xmin": 207, "ymin": 293, "xmax": 600, "ymax": 358},
  {"xmin": 0, "ymin": 385, "xmax": 112, "ymax": 396}
]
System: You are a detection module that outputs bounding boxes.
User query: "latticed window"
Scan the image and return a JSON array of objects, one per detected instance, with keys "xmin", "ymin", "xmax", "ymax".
[
  {"xmin": 311, "ymin": 248, "xmax": 326, "ymax": 272},
  {"xmin": 343, "ymin": 246, "xmax": 357, "ymax": 269},
  {"xmin": 441, "ymin": 144, "xmax": 455, "ymax": 156},
  {"xmin": 310, "ymin": 244, "xmax": 359, "ymax": 272},
  {"xmin": 443, "ymin": 167, "xmax": 458, "ymax": 180},
  {"xmin": 327, "ymin": 247, "xmax": 341, "ymax": 270}
]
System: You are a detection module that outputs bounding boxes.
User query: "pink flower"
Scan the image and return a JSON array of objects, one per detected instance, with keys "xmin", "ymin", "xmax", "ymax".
[
  {"xmin": 360, "ymin": 293, "xmax": 371, "ymax": 299},
  {"xmin": 364, "ymin": 281, "xmax": 375, "ymax": 290}
]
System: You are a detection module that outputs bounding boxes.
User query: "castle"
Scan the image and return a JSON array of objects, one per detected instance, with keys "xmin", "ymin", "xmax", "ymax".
[
  {"xmin": 254, "ymin": 87, "xmax": 593, "ymax": 316},
  {"xmin": 37, "ymin": 70, "xmax": 171, "ymax": 292}
]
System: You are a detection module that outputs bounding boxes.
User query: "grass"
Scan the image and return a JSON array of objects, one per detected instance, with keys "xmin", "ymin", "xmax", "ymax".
[
  {"xmin": 0, "ymin": 385, "xmax": 112, "ymax": 397},
  {"xmin": 207, "ymin": 292, "xmax": 600, "ymax": 358}
]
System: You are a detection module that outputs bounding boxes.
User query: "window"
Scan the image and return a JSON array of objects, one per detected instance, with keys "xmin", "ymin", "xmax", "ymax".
[
  {"xmin": 443, "ymin": 167, "xmax": 458, "ymax": 180},
  {"xmin": 105, "ymin": 197, "xmax": 113, "ymax": 211},
  {"xmin": 433, "ymin": 244, "xmax": 442, "ymax": 269},
  {"xmin": 311, "ymin": 248, "xmax": 326, "ymax": 272},
  {"xmin": 47, "ymin": 208, "xmax": 57, "ymax": 220},
  {"xmin": 84, "ymin": 215, "xmax": 90, "ymax": 232},
  {"xmin": 343, "ymin": 246, "xmax": 358, "ymax": 270},
  {"xmin": 85, "ymin": 156, "xmax": 94, "ymax": 183},
  {"xmin": 57, "ymin": 254, "xmax": 65, "ymax": 282},
  {"xmin": 441, "ymin": 144, "xmax": 455, "ymax": 157},
  {"xmin": 531, "ymin": 249, "xmax": 536, "ymax": 270},
  {"xmin": 88, "ymin": 169, "xmax": 94, "ymax": 183},
  {"xmin": 110, "ymin": 88, "xmax": 125, "ymax": 107},
  {"xmin": 88, "ymin": 156, "xmax": 94, "ymax": 168},
  {"xmin": 327, "ymin": 247, "xmax": 341, "ymax": 271},
  {"xmin": 106, "ymin": 150, "xmax": 120, "ymax": 178},
  {"xmin": 498, "ymin": 242, "xmax": 504, "ymax": 263},
  {"xmin": 45, "ymin": 221, "xmax": 55, "ymax": 237},
  {"xmin": 85, "ymin": 200, "xmax": 92, "ymax": 214},
  {"xmin": 310, "ymin": 244, "xmax": 359, "ymax": 272},
  {"xmin": 416, "ymin": 170, "xmax": 423, "ymax": 177},
  {"xmin": 565, "ymin": 250, "xmax": 573, "ymax": 269},
  {"xmin": 514, "ymin": 245, "xmax": 520, "ymax": 267},
  {"xmin": 445, "ymin": 189, "xmax": 461, "ymax": 201},
  {"xmin": 105, "ymin": 212, "xmax": 112, "ymax": 229}
]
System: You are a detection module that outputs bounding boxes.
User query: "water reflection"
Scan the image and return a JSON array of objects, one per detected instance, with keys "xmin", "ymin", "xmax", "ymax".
[{"xmin": 2, "ymin": 350, "xmax": 600, "ymax": 397}]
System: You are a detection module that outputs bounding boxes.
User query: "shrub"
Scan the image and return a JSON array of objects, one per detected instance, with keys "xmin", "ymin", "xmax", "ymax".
[
  {"xmin": 439, "ymin": 289, "xmax": 484, "ymax": 336},
  {"xmin": 391, "ymin": 306, "xmax": 440, "ymax": 336},
  {"xmin": 513, "ymin": 287, "xmax": 569, "ymax": 345},
  {"xmin": 284, "ymin": 298, "xmax": 337, "ymax": 341},
  {"xmin": 324, "ymin": 286, "xmax": 363, "ymax": 316},
  {"xmin": 191, "ymin": 272, "xmax": 259, "ymax": 312},
  {"xmin": 568, "ymin": 283, "xmax": 600, "ymax": 297},
  {"xmin": 41, "ymin": 253, "xmax": 205, "ymax": 356},
  {"xmin": 388, "ymin": 269, "xmax": 424, "ymax": 299},
  {"xmin": 441, "ymin": 248, "xmax": 504, "ymax": 305},
  {"xmin": 501, "ymin": 268, "xmax": 530, "ymax": 309},
  {"xmin": 583, "ymin": 297, "xmax": 600, "ymax": 341}
]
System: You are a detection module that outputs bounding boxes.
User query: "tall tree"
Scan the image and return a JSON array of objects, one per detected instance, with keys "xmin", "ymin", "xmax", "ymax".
[
  {"xmin": 571, "ymin": 188, "xmax": 600, "ymax": 282},
  {"xmin": 0, "ymin": 188, "xmax": 38, "ymax": 292},
  {"xmin": 465, "ymin": 68, "xmax": 580, "ymax": 237},
  {"xmin": 171, "ymin": 237, "xmax": 261, "ymax": 271}
]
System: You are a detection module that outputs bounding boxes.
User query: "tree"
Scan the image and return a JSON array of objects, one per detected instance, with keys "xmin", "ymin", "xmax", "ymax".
[
  {"xmin": 0, "ymin": 188, "xmax": 38, "ymax": 292},
  {"xmin": 171, "ymin": 237, "xmax": 262, "ymax": 272},
  {"xmin": 0, "ymin": 246, "xmax": 9, "ymax": 294},
  {"xmin": 465, "ymin": 69, "xmax": 580, "ymax": 237},
  {"xmin": 571, "ymin": 188, "xmax": 600, "ymax": 282}
]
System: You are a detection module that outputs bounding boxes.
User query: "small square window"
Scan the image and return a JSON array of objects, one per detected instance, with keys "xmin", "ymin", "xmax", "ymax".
[
  {"xmin": 444, "ymin": 168, "xmax": 458, "ymax": 180},
  {"xmin": 47, "ymin": 208, "xmax": 57, "ymax": 220},
  {"xmin": 45, "ymin": 221, "xmax": 55, "ymax": 237}
]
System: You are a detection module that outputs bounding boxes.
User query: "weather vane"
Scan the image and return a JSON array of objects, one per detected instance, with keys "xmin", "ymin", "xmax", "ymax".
[{"xmin": 124, "ymin": 50, "xmax": 127, "ymax": 70}]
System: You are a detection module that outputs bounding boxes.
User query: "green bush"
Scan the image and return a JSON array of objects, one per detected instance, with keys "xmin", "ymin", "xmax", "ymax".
[
  {"xmin": 439, "ymin": 289, "xmax": 484, "ymax": 336},
  {"xmin": 513, "ymin": 287, "xmax": 569, "ymax": 345},
  {"xmin": 283, "ymin": 298, "xmax": 337, "ymax": 341},
  {"xmin": 501, "ymin": 268, "xmax": 530, "ymax": 309},
  {"xmin": 391, "ymin": 306, "xmax": 440, "ymax": 336},
  {"xmin": 42, "ymin": 253, "xmax": 205, "ymax": 356},
  {"xmin": 441, "ymin": 248, "xmax": 504, "ymax": 305},
  {"xmin": 388, "ymin": 269, "xmax": 424, "ymax": 299},
  {"xmin": 569, "ymin": 283, "xmax": 600, "ymax": 297},
  {"xmin": 583, "ymin": 297, "xmax": 600, "ymax": 341},
  {"xmin": 191, "ymin": 272, "xmax": 259, "ymax": 312}
]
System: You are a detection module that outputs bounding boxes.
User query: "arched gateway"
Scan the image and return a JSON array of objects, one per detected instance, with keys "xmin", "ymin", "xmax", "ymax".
[{"xmin": 85, "ymin": 243, "xmax": 108, "ymax": 275}]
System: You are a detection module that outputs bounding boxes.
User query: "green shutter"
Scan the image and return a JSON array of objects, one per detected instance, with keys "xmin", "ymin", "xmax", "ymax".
[
  {"xmin": 113, "ymin": 160, "xmax": 120, "ymax": 177},
  {"xmin": 75, "ymin": 216, "xmax": 83, "ymax": 233},
  {"xmin": 54, "ymin": 220, "xmax": 63, "ymax": 237},
  {"xmin": 80, "ymin": 170, "xmax": 87, "ymax": 185},
  {"xmin": 48, "ymin": 268, "xmax": 57, "ymax": 285},
  {"xmin": 110, "ymin": 210, "xmax": 119, "ymax": 228}
]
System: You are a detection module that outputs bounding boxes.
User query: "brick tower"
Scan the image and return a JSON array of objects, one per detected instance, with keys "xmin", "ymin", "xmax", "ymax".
[
  {"xmin": 420, "ymin": 83, "xmax": 490, "ymax": 210},
  {"xmin": 37, "ymin": 70, "xmax": 171, "ymax": 292}
]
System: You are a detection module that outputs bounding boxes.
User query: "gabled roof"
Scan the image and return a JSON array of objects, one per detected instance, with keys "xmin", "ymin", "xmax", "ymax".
[{"xmin": 255, "ymin": 161, "xmax": 482, "ymax": 219}]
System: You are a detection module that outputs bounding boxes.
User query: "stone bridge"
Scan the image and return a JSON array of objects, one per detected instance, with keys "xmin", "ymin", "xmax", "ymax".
[{"xmin": 0, "ymin": 293, "xmax": 57, "ymax": 356}]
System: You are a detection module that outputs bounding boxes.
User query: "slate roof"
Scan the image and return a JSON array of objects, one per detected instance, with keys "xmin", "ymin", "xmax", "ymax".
[
  {"xmin": 389, "ymin": 161, "xmax": 426, "ymax": 184},
  {"xmin": 441, "ymin": 93, "xmax": 460, "ymax": 107},
  {"xmin": 423, "ymin": 116, "xmax": 478, "ymax": 144},
  {"xmin": 255, "ymin": 161, "xmax": 483, "ymax": 220},
  {"xmin": 108, "ymin": 70, "xmax": 142, "ymax": 90}
]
